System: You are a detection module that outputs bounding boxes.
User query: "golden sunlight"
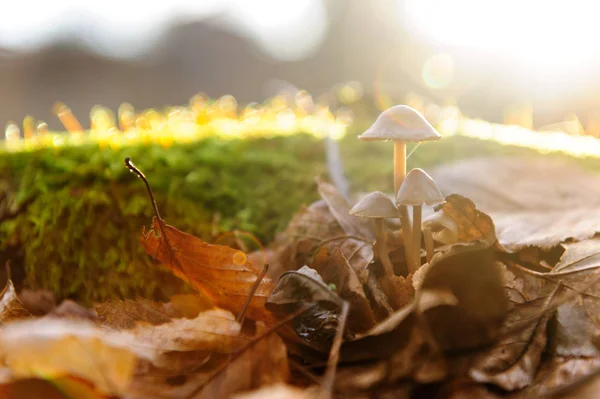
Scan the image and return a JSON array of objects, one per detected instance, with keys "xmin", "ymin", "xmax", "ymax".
[{"xmin": 403, "ymin": 0, "xmax": 600, "ymax": 74}]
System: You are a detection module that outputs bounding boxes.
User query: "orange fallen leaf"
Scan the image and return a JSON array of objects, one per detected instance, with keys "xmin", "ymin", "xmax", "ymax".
[
  {"xmin": 124, "ymin": 157, "xmax": 274, "ymax": 323},
  {"xmin": 141, "ymin": 217, "xmax": 275, "ymax": 322}
]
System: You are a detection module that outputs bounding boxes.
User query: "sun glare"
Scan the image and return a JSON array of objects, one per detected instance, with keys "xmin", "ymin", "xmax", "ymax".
[{"xmin": 403, "ymin": 0, "xmax": 600, "ymax": 74}]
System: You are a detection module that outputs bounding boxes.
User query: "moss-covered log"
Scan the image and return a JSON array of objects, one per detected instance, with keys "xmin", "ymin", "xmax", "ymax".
[{"xmin": 1, "ymin": 132, "xmax": 596, "ymax": 303}]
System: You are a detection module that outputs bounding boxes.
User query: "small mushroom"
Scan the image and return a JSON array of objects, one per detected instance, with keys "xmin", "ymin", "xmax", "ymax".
[
  {"xmin": 350, "ymin": 191, "xmax": 398, "ymax": 276},
  {"xmin": 358, "ymin": 105, "xmax": 442, "ymax": 194},
  {"xmin": 396, "ymin": 168, "xmax": 444, "ymax": 273}
]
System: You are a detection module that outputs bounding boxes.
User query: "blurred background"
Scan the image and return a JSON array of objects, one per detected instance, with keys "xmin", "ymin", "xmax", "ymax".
[{"xmin": 1, "ymin": 0, "xmax": 599, "ymax": 134}]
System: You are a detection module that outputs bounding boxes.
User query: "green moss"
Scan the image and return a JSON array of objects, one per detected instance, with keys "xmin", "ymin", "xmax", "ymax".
[
  {"xmin": 1, "ymin": 131, "xmax": 598, "ymax": 303},
  {"xmin": 0, "ymin": 135, "xmax": 327, "ymax": 303}
]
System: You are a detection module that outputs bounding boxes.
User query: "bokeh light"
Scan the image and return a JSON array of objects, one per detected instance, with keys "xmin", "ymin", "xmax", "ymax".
[
  {"xmin": 403, "ymin": 0, "xmax": 600, "ymax": 75},
  {"xmin": 421, "ymin": 53, "xmax": 454, "ymax": 89}
]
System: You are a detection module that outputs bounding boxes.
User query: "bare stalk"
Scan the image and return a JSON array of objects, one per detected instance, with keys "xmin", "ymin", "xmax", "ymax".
[
  {"xmin": 398, "ymin": 205, "xmax": 414, "ymax": 272},
  {"xmin": 424, "ymin": 228, "xmax": 434, "ymax": 263},
  {"xmin": 374, "ymin": 219, "xmax": 394, "ymax": 275},
  {"xmin": 412, "ymin": 205, "xmax": 422, "ymax": 271}
]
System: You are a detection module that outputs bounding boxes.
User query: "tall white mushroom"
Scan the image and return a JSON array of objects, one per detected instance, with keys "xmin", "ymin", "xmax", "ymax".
[
  {"xmin": 396, "ymin": 168, "xmax": 444, "ymax": 273},
  {"xmin": 359, "ymin": 105, "xmax": 442, "ymax": 272},
  {"xmin": 350, "ymin": 191, "xmax": 398, "ymax": 276},
  {"xmin": 358, "ymin": 105, "xmax": 442, "ymax": 194}
]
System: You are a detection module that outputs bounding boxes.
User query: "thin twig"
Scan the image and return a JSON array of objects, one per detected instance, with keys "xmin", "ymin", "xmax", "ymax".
[
  {"xmin": 321, "ymin": 300, "xmax": 349, "ymax": 398},
  {"xmin": 237, "ymin": 264, "xmax": 269, "ymax": 324},
  {"xmin": 289, "ymin": 357, "xmax": 323, "ymax": 386}
]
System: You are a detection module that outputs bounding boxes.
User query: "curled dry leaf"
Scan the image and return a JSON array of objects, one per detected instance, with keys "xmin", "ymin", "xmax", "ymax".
[
  {"xmin": 311, "ymin": 247, "xmax": 376, "ymax": 332},
  {"xmin": 0, "ymin": 318, "xmax": 153, "ymax": 396},
  {"xmin": 141, "ymin": 217, "xmax": 275, "ymax": 322},
  {"xmin": 430, "ymin": 157, "xmax": 600, "ymax": 251},
  {"xmin": 416, "ymin": 242, "xmax": 507, "ymax": 353},
  {"xmin": 266, "ymin": 266, "xmax": 344, "ymax": 353},
  {"xmin": 425, "ymin": 194, "xmax": 497, "ymax": 248},
  {"xmin": 270, "ymin": 182, "xmax": 374, "ymax": 284},
  {"xmin": 0, "ymin": 279, "xmax": 30, "ymax": 323}
]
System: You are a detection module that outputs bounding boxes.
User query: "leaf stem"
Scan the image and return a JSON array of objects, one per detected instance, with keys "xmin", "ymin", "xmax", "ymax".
[
  {"xmin": 124, "ymin": 157, "xmax": 161, "ymax": 221},
  {"xmin": 237, "ymin": 264, "xmax": 269, "ymax": 324}
]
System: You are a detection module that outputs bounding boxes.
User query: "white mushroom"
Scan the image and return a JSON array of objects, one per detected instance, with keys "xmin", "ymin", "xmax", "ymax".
[
  {"xmin": 396, "ymin": 168, "xmax": 444, "ymax": 273},
  {"xmin": 358, "ymin": 105, "xmax": 442, "ymax": 194},
  {"xmin": 350, "ymin": 191, "xmax": 398, "ymax": 276}
]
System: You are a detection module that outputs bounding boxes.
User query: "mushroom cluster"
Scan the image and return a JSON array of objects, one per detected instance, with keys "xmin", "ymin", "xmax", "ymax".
[{"xmin": 352, "ymin": 105, "xmax": 444, "ymax": 275}]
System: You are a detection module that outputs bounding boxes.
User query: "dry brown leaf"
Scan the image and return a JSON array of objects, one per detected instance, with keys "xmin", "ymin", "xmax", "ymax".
[
  {"xmin": 521, "ymin": 357, "xmax": 600, "ymax": 398},
  {"xmin": 141, "ymin": 217, "xmax": 275, "ymax": 322},
  {"xmin": 96, "ymin": 298, "xmax": 176, "ymax": 329},
  {"xmin": 50, "ymin": 299, "xmax": 97, "ymax": 320},
  {"xmin": 17, "ymin": 288, "xmax": 55, "ymax": 316},
  {"xmin": 316, "ymin": 177, "xmax": 374, "ymax": 240},
  {"xmin": 0, "ymin": 318, "xmax": 153, "ymax": 396},
  {"xmin": 430, "ymin": 156, "xmax": 600, "ymax": 251},
  {"xmin": 340, "ymin": 303, "xmax": 418, "ymax": 363},
  {"xmin": 425, "ymin": 194, "xmax": 497, "ymax": 247},
  {"xmin": 417, "ymin": 243, "xmax": 507, "ymax": 353},
  {"xmin": 541, "ymin": 237, "xmax": 600, "ymax": 357},
  {"xmin": 196, "ymin": 324, "xmax": 289, "ymax": 399},
  {"xmin": 378, "ymin": 274, "xmax": 415, "ymax": 310},
  {"xmin": 469, "ymin": 299, "xmax": 551, "ymax": 390},
  {"xmin": 311, "ymin": 247, "xmax": 377, "ymax": 333},
  {"xmin": 129, "ymin": 308, "xmax": 245, "ymax": 355},
  {"xmin": 0, "ymin": 377, "xmax": 107, "ymax": 399},
  {"xmin": 270, "ymin": 187, "xmax": 374, "ymax": 284},
  {"xmin": 0, "ymin": 280, "xmax": 30, "ymax": 323},
  {"xmin": 267, "ymin": 266, "xmax": 344, "ymax": 353}
]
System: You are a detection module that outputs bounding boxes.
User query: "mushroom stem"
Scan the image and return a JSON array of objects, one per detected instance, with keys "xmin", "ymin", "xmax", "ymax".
[
  {"xmin": 374, "ymin": 219, "xmax": 394, "ymax": 276},
  {"xmin": 398, "ymin": 205, "xmax": 414, "ymax": 272},
  {"xmin": 424, "ymin": 228, "xmax": 434, "ymax": 263},
  {"xmin": 393, "ymin": 141, "xmax": 407, "ymax": 194},
  {"xmin": 412, "ymin": 205, "xmax": 422, "ymax": 271}
]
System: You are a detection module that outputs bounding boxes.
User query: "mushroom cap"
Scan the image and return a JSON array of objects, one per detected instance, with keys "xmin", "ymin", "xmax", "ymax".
[
  {"xmin": 350, "ymin": 191, "xmax": 398, "ymax": 218},
  {"xmin": 358, "ymin": 105, "xmax": 442, "ymax": 142},
  {"xmin": 396, "ymin": 168, "xmax": 444, "ymax": 206}
]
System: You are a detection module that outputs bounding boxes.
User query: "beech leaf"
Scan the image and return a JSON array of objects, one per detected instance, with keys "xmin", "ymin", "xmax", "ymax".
[{"xmin": 141, "ymin": 217, "xmax": 275, "ymax": 322}]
